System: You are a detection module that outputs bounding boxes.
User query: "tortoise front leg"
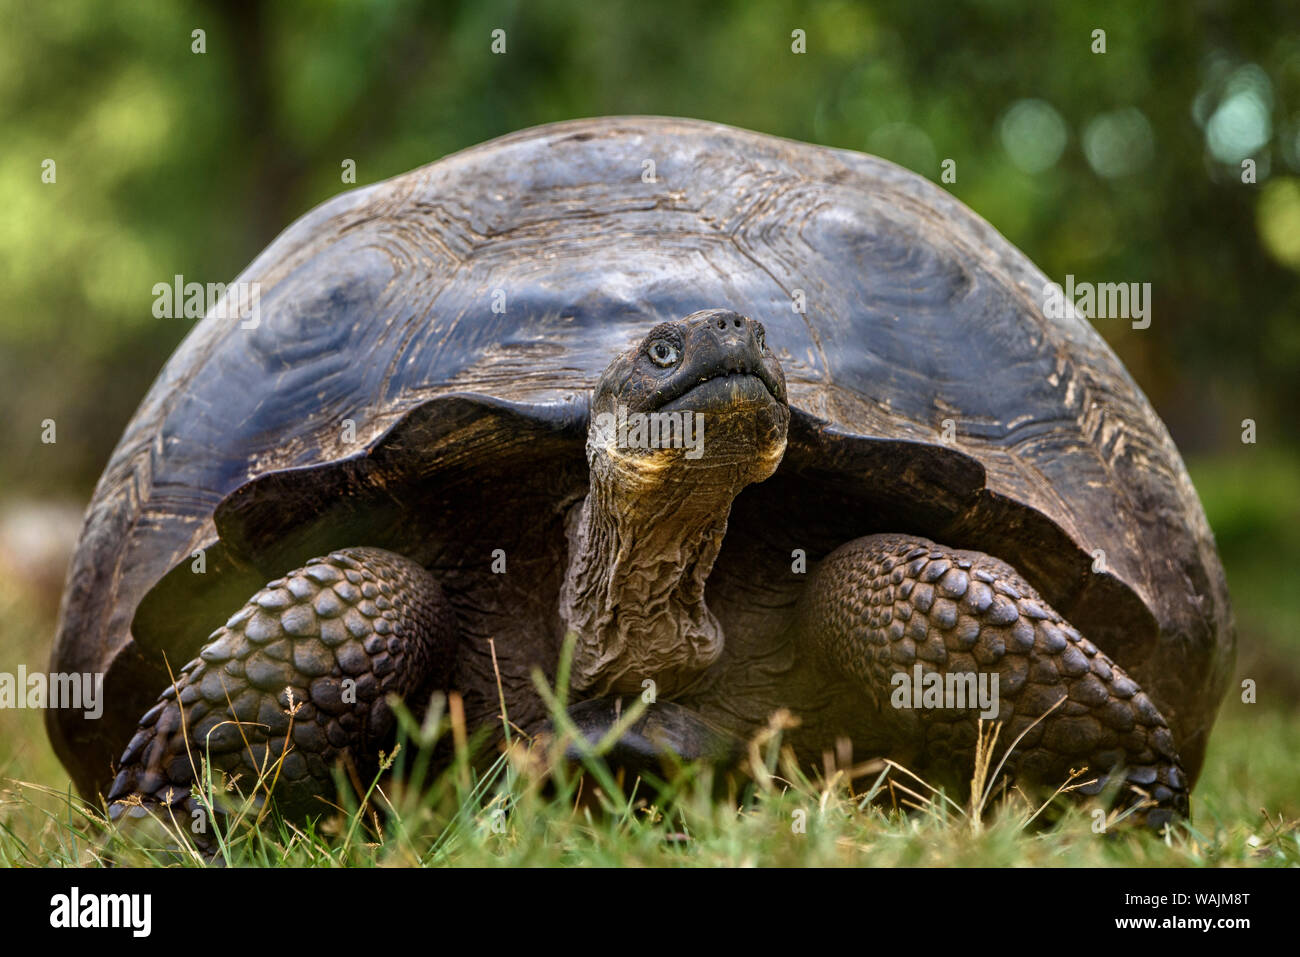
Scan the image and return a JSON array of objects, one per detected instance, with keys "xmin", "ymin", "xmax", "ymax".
[
  {"xmin": 107, "ymin": 547, "xmax": 457, "ymax": 836},
  {"xmin": 796, "ymin": 534, "xmax": 1188, "ymax": 826}
]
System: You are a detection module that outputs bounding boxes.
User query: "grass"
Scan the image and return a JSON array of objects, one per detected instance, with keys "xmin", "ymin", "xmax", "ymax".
[
  {"xmin": 3, "ymin": 648, "xmax": 1297, "ymax": 867},
  {"xmin": 2, "ymin": 696, "xmax": 1297, "ymax": 867},
  {"xmin": 1, "ymin": 450, "xmax": 1297, "ymax": 867}
]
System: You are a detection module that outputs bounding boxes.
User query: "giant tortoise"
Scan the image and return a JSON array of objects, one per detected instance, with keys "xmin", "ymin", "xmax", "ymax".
[{"xmin": 47, "ymin": 116, "xmax": 1234, "ymax": 830}]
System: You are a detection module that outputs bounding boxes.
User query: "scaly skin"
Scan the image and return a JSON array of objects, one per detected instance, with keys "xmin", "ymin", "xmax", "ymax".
[
  {"xmin": 797, "ymin": 534, "xmax": 1188, "ymax": 825},
  {"xmin": 107, "ymin": 548, "xmax": 456, "ymax": 829}
]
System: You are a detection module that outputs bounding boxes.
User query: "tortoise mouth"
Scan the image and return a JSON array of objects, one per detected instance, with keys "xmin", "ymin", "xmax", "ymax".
[{"xmin": 655, "ymin": 371, "xmax": 780, "ymax": 414}]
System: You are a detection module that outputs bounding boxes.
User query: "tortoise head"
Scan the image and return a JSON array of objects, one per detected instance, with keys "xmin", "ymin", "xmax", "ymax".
[{"xmin": 587, "ymin": 308, "xmax": 790, "ymax": 491}]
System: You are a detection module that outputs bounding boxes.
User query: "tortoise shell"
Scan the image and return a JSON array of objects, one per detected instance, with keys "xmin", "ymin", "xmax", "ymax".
[{"xmin": 48, "ymin": 116, "xmax": 1234, "ymax": 799}]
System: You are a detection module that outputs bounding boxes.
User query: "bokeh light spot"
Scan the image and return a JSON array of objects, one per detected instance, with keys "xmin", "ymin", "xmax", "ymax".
[
  {"xmin": 1083, "ymin": 108, "xmax": 1155, "ymax": 178},
  {"xmin": 1205, "ymin": 64, "xmax": 1274, "ymax": 163},
  {"xmin": 1257, "ymin": 178, "xmax": 1300, "ymax": 270},
  {"xmin": 999, "ymin": 99, "xmax": 1067, "ymax": 174}
]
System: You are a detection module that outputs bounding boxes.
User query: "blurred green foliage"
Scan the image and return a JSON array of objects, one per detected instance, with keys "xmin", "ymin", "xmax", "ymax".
[{"xmin": 2, "ymin": 0, "xmax": 1298, "ymax": 495}]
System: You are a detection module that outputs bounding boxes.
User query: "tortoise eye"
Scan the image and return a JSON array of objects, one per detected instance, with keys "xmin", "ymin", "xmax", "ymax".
[{"xmin": 648, "ymin": 339, "xmax": 680, "ymax": 367}]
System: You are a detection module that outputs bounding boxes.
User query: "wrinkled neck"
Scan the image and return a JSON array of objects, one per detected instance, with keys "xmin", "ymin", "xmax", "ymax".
[{"xmin": 559, "ymin": 451, "xmax": 746, "ymax": 696}]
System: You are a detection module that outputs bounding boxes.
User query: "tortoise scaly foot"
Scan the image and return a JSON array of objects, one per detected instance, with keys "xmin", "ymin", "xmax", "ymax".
[
  {"xmin": 798, "ymin": 534, "xmax": 1188, "ymax": 827},
  {"xmin": 106, "ymin": 547, "xmax": 457, "ymax": 842}
]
